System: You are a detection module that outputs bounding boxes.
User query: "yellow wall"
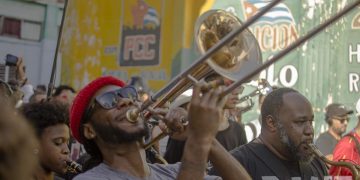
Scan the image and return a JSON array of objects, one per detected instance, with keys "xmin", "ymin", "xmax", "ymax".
[{"xmin": 60, "ymin": 0, "xmax": 213, "ymax": 91}]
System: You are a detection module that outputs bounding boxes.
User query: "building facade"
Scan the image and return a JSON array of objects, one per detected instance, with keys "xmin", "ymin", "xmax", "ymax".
[{"xmin": 0, "ymin": 0, "xmax": 64, "ymax": 86}]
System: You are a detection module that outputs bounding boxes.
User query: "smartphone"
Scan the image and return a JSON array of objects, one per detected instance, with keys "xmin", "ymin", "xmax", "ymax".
[{"xmin": 5, "ymin": 54, "xmax": 18, "ymax": 66}]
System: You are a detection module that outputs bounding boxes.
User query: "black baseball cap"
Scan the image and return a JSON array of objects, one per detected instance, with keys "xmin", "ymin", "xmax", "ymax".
[{"xmin": 326, "ymin": 103, "xmax": 353, "ymax": 118}]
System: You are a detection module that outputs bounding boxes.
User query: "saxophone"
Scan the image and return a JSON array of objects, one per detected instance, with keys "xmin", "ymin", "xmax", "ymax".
[
  {"xmin": 65, "ymin": 160, "xmax": 83, "ymax": 174},
  {"xmin": 308, "ymin": 143, "xmax": 360, "ymax": 180}
]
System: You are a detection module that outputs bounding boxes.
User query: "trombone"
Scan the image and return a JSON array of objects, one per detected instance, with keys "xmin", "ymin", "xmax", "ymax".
[
  {"xmin": 125, "ymin": 0, "xmax": 281, "ymax": 122},
  {"xmin": 140, "ymin": 7, "xmax": 264, "ymax": 150}
]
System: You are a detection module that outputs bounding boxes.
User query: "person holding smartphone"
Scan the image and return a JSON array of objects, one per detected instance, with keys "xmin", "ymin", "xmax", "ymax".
[{"xmin": 5, "ymin": 55, "xmax": 34, "ymax": 104}]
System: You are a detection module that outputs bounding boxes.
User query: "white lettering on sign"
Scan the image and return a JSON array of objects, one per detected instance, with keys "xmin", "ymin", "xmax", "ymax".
[
  {"xmin": 123, "ymin": 34, "xmax": 156, "ymax": 60},
  {"xmin": 279, "ymin": 65, "xmax": 298, "ymax": 87},
  {"xmin": 349, "ymin": 44, "xmax": 360, "ymax": 63},
  {"xmin": 260, "ymin": 63, "xmax": 278, "ymax": 85},
  {"xmin": 259, "ymin": 64, "xmax": 298, "ymax": 88},
  {"xmin": 349, "ymin": 73, "xmax": 360, "ymax": 92}
]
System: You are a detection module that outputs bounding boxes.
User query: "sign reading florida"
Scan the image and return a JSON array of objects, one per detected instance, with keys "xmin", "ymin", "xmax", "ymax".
[{"xmin": 119, "ymin": 0, "xmax": 162, "ymax": 66}]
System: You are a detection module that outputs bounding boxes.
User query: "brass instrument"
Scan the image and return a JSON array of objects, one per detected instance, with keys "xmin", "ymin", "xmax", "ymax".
[
  {"xmin": 308, "ymin": 144, "xmax": 360, "ymax": 180},
  {"xmin": 194, "ymin": 9, "xmax": 262, "ymax": 82},
  {"xmin": 149, "ymin": 146, "xmax": 168, "ymax": 165},
  {"xmin": 66, "ymin": 160, "xmax": 83, "ymax": 174},
  {"xmin": 139, "ymin": 9, "xmax": 263, "ymax": 150},
  {"xmin": 125, "ymin": 3, "xmax": 270, "ymax": 123},
  {"xmin": 236, "ymin": 79, "xmax": 272, "ymax": 114}
]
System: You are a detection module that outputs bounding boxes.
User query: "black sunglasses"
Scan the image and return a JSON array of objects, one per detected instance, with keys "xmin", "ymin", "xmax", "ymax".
[
  {"xmin": 93, "ymin": 86, "xmax": 138, "ymax": 110},
  {"xmin": 333, "ymin": 116, "xmax": 350, "ymax": 124},
  {"xmin": 83, "ymin": 86, "xmax": 138, "ymax": 122}
]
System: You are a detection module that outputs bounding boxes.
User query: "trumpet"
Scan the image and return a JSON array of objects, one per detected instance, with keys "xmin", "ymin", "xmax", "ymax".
[
  {"xmin": 236, "ymin": 79, "xmax": 272, "ymax": 114},
  {"xmin": 308, "ymin": 144, "xmax": 360, "ymax": 180},
  {"xmin": 66, "ymin": 160, "xmax": 83, "ymax": 174}
]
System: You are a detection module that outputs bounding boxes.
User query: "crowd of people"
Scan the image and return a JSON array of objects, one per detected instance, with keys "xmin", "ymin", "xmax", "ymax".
[{"xmin": 1, "ymin": 58, "xmax": 360, "ymax": 180}]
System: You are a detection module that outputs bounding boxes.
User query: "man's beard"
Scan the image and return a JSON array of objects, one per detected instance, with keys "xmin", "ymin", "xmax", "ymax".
[
  {"xmin": 276, "ymin": 121, "xmax": 314, "ymax": 164},
  {"xmin": 332, "ymin": 126, "xmax": 346, "ymax": 136},
  {"xmin": 92, "ymin": 120, "xmax": 149, "ymax": 144}
]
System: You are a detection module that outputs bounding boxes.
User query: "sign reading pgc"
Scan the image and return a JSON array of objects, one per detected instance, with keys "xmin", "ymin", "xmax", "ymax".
[{"xmin": 119, "ymin": 0, "xmax": 162, "ymax": 66}]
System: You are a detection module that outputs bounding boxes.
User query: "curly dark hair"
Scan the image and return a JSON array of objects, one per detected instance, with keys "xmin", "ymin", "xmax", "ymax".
[
  {"xmin": 53, "ymin": 85, "xmax": 76, "ymax": 97},
  {"xmin": 21, "ymin": 101, "xmax": 69, "ymax": 137},
  {"xmin": 260, "ymin": 87, "xmax": 298, "ymax": 126}
]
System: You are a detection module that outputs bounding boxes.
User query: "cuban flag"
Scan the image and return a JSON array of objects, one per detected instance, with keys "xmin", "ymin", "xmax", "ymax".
[
  {"xmin": 143, "ymin": 8, "xmax": 160, "ymax": 27},
  {"xmin": 243, "ymin": 0, "xmax": 295, "ymax": 24}
]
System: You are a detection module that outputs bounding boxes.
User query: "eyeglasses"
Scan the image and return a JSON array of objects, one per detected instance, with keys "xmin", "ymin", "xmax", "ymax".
[
  {"xmin": 333, "ymin": 116, "xmax": 350, "ymax": 124},
  {"xmin": 83, "ymin": 86, "xmax": 138, "ymax": 121},
  {"xmin": 93, "ymin": 86, "xmax": 138, "ymax": 110}
]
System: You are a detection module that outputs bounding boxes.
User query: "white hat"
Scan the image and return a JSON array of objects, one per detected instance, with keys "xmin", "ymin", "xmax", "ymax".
[{"xmin": 170, "ymin": 89, "xmax": 193, "ymax": 109}]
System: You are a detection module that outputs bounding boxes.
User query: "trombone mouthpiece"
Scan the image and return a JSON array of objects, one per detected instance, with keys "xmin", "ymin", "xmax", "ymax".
[{"xmin": 126, "ymin": 108, "xmax": 140, "ymax": 123}]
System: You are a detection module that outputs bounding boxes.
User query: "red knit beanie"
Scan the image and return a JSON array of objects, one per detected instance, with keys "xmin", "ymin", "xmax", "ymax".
[{"xmin": 70, "ymin": 76, "xmax": 126, "ymax": 143}]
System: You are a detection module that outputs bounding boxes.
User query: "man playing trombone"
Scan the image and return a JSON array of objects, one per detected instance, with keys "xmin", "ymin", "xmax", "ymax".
[{"xmin": 69, "ymin": 76, "xmax": 251, "ymax": 180}]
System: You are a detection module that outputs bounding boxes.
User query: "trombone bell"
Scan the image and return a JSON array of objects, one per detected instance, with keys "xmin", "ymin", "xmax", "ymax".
[{"xmin": 194, "ymin": 9, "xmax": 262, "ymax": 81}]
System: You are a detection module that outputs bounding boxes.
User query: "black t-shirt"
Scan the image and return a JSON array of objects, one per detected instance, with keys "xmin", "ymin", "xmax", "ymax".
[
  {"xmin": 209, "ymin": 141, "xmax": 328, "ymax": 180},
  {"xmin": 164, "ymin": 138, "xmax": 186, "ymax": 164},
  {"xmin": 214, "ymin": 120, "xmax": 248, "ymax": 151},
  {"xmin": 164, "ymin": 120, "xmax": 247, "ymax": 163}
]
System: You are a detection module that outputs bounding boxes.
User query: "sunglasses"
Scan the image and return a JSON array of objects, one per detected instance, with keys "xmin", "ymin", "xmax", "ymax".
[
  {"xmin": 333, "ymin": 116, "xmax": 350, "ymax": 124},
  {"xmin": 92, "ymin": 86, "xmax": 138, "ymax": 110}
]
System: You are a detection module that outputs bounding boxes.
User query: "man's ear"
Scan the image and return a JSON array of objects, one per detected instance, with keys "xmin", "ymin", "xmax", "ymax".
[
  {"xmin": 83, "ymin": 123, "xmax": 96, "ymax": 139},
  {"xmin": 265, "ymin": 115, "xmax": 277, "ymax": 132}
]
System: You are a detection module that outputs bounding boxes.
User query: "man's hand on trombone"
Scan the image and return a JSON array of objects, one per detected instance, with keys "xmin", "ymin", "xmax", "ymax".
[
  {"xmin": 147, "ymin": 77, "xmax": 228, "ymax": 141},
  {"xmin": 146, "ymin": 103, "xmax": 189, "ymax": 142}
]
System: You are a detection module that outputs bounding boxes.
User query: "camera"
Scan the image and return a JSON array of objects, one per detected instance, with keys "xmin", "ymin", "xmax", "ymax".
[{"xmin": 5, "ymin": 54, "xmax": 18, "ymax": 66}]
